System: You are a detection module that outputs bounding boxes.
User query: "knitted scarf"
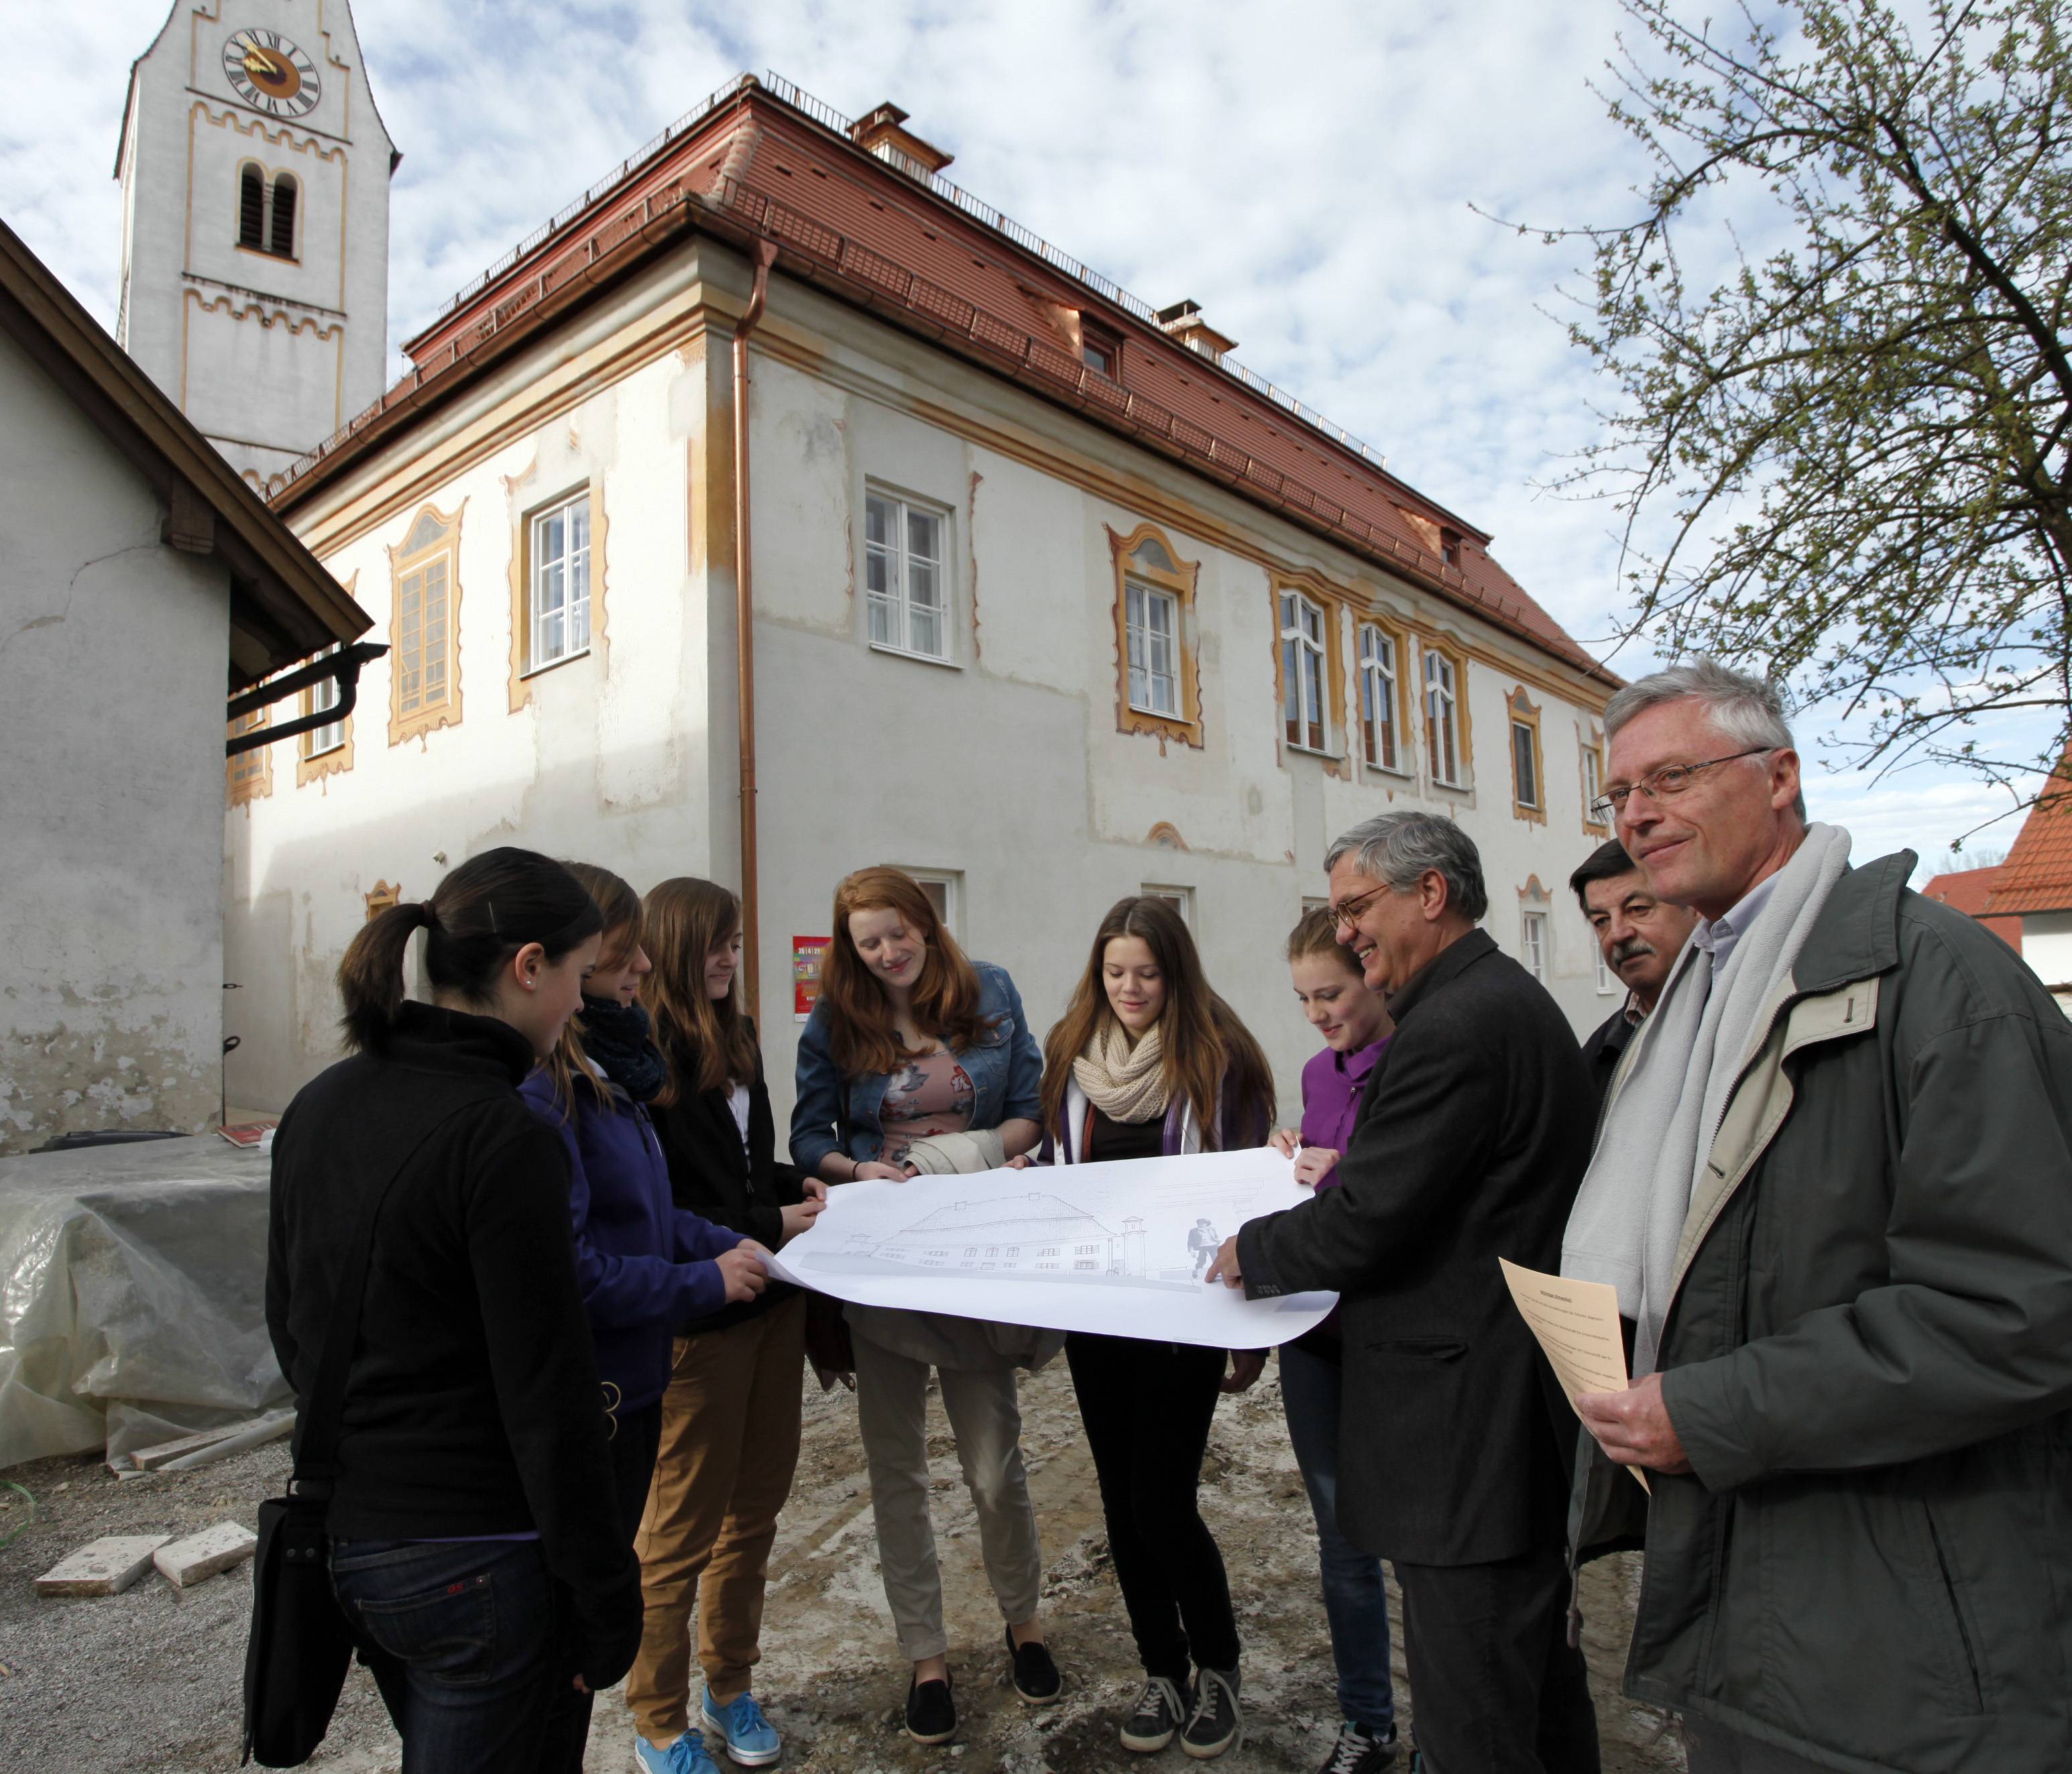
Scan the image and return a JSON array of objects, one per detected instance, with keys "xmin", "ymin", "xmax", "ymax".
[
  {"xmin": 577, "ymin": 996, "xmax": 667, "ymax": 1104},
  {"xmin": 1072, "ymin": 1020, "xmax": 1169, "ymax": 1124}
]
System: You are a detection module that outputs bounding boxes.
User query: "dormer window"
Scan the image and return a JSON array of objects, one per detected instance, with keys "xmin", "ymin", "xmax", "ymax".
[
  {"xmin": 1440, "ymin": 527, "xmax": 1462, "ymax": 569},
  {"xmin": 1082, "ymin": 325, "xmax": 1120, "ymax": 380}
]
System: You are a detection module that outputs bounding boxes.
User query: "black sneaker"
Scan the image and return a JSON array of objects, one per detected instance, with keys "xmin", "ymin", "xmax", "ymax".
[
  {"xmin": 1006, "ymin": 1627, "xmax": 1063, "ymax": 1704},
  {"xmin": 1317, "ymin": 1719, "xmax": 1399, "ymax": 1774},
  {"xmin": 1120, "ymin": 1675, "xmax": 1186, "ymax": 1753},
  {"xmin": 905, "ymin": 1674, "xmax": 956, "ymax": 1745},
  {"xmin": 1179, "ymin": 1666, "xmax": 1242, "ymax": 1759}
]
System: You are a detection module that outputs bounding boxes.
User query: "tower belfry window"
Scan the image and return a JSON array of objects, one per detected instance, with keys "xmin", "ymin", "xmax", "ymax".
[
  {"xmin": 238, "ymin": 165, "xmax": 266, "ymax": 248},
  {"xmin": 269, "ymin": 174, "xmax": 298, "ymax": 257}
]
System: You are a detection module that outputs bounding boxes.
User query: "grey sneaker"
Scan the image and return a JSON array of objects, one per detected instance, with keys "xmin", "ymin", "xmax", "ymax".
[
  {"xmin": 1120, "ymin": 1675, "xmax": 1186, "ymax": 1753},
  {"xmin": 1317, "ymin": 1718, "xmax": 1399, "ymax": 1774},
  {"xmin": 1180, "ymin": 1666, "xmax": 1242, "ymax": 1759}
]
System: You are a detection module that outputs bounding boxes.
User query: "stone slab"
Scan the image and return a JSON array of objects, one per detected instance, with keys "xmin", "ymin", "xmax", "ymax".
[
  {"xmin": 153, "ymin": 1521, "xmax": 258, "ymax": 1588},
  {"xmin": 36, "ymin": 1534, "xmax": 173, "ymax": 1596}
]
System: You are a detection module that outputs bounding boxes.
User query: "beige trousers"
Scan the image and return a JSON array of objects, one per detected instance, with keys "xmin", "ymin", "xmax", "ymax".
[
  {"xmin": 625, "ymin": 1295, "xmax": 807, "ymax": 1740},
  {"xmin": 851, "ymin": 1327, "xmax": 1044, "ymax": 1662}
]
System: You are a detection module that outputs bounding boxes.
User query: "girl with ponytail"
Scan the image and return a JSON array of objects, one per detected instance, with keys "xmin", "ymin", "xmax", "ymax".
[
  {"xmin": 267, "ymin": 847, "xmax": 640, "ymax": 1771},
  {"xmin": 516, "ymin": 864, "xmax": 772, "ymax": 1774}
]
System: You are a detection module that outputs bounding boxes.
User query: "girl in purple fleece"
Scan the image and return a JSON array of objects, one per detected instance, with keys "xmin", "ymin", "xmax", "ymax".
[
  {"xmin": 519, "ymin": 863, "xmax": 770, "ymax": 1774},
  {"xmin": 1266, "ymin": 908, "xmax": 1400, "ymax": 1774}
]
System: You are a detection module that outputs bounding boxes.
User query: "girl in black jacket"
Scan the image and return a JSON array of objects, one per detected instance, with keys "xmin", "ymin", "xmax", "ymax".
[
  {"xmin": 266, "ymin": 847, "xmax": 639, "ymax": 1774},
  {"xmin": 622, "ymin": 877, "xmax": 824, "ymax": 1774}
]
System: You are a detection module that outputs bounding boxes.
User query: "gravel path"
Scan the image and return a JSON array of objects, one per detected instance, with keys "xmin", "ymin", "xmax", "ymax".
[{"xmin": 0, "ymin": 1360, "xmax": 1682, "ymax": 1773}]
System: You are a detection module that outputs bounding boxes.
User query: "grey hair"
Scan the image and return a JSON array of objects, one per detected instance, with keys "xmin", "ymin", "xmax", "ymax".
[
  {"xmin": 1601, "ymin": 656, "xmax": 1806, "ymax": 820},
  {"xmin": 1324, "ymin": 811, "xmax": 1488, "ymax": 923}
]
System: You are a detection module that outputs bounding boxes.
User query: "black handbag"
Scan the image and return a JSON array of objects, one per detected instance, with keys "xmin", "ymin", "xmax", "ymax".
[{"xmin": 242, "ymin": 1106, "xmax": 467, "ymax": 1767}]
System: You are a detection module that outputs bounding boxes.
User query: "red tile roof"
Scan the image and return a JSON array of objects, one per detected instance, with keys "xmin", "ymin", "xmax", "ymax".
[
  {"xmin": 1985, "ymin": 754, "xmax": 2072, "ymax": 916},
  {"xmin": 1922, "ymin": 866, "xmax": 2003, "ymax": 919},
  {"xmin": 275, "ymin": 76, "xmax": 1611, "ymax": 688}
]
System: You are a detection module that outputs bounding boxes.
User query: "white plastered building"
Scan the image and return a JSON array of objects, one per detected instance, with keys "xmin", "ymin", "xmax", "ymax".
[{"xmin": 211, "ymin": 78, "xmax": 1625, "ymax": 1124}]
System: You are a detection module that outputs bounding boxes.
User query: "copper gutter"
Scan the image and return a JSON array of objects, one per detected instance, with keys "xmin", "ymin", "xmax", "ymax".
[{"xmin": 732, "ymin": 237, "xmax": 779, "ymax": 1020}]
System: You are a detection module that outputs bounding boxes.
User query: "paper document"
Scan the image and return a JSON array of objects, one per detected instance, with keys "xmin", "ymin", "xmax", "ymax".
[
  {"xmin": 766, "ymin": 1146, "xmax": 1337, "ymax": 1348},
  {"xmin": 1499, "ymin": 1259, "xmax": 1650, "ymax": 1494}
]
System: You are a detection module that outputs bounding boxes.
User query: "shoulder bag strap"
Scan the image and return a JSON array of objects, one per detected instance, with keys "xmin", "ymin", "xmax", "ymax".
[{"xmin": 289, "ymin": 1098, "xmax": 484, "ymax": 1497}]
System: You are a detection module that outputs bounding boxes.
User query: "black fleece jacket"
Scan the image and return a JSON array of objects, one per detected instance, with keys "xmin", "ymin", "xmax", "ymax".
[{"xmin": 265, "ymin": 1003, "xmax": 640, "ymax": 1685}]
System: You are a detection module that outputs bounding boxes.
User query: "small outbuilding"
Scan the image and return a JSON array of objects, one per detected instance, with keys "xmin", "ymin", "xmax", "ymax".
[{"xmin": 0, "ymin": 217, "xmax": 369, "ymax": 1154}]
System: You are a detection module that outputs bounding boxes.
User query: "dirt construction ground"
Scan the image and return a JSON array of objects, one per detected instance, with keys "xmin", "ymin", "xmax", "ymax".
[{"xmin": 0, "ymin": 1357, "xmax": 1685, "ymax": 1773}]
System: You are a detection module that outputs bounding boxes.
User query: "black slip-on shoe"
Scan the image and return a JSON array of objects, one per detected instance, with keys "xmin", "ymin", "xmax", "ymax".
[
  {"xmin": 1006, "ymin": 1627, "xmax": 1063, "ymax": 1704},
  {"xmin": 905, "ymin": 1674, "xmax": 956, "ymax": 1745},
  {"xmin": 1316, "ymin": 1718, "xmax": 1399, "ymax": 1774},
  {"xmin": 1179, "ymin": 1665, "xmax": 1242, "ymax": 1759},
  {"xmin": 1120, "ymin": 1675, "xmax": 1186, "ymax": 1753}
]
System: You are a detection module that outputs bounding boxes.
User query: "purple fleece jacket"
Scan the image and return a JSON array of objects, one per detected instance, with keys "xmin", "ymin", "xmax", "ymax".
[
  {"xmin": 1296, "ymin": 1038, "xmax": 1388, "ymax": 1191},
  {"xmin": 518, "ymin": 1070, "xmax": 740, "ymax": 1412}
]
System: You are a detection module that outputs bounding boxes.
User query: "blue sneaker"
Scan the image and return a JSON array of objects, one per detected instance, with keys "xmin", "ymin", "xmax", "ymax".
[
  {"xmin": 634, "ymin": 1732, "xmax": 720, "ymax": 1774},
  {"xmin": 701, "ymin": 1688, "xmax": 783, "ymax": 1767}
]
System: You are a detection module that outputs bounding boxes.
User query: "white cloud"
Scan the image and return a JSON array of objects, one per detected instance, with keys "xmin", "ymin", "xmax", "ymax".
[{"xmin": 3, "ymin": 0, "xmax": 2048, "ymax": 873}]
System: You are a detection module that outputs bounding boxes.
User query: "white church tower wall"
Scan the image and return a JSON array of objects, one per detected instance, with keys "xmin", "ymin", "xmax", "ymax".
[{"xmin": 116, "ymin": 1, "xmax": 394, "ymax": 489}]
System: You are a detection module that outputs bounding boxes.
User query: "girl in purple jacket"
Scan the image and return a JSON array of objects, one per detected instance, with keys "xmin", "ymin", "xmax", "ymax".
[
  {"xmin": 1267, "ymin": 907, "xmax": 1399, "ymax": 1774},
  {"xmin": 518, "ymin": 863, "xmax": 770, "ymax": 1774}
]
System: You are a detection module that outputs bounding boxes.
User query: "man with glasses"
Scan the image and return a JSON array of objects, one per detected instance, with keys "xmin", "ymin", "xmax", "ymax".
[
  {"xmin": 1562, "ymin": 658, "xmax": 2072, "ymax": 1773},
  {"xmin": 1209, "ymin": 811, "xmax": 1601, "ymax": 1774}
]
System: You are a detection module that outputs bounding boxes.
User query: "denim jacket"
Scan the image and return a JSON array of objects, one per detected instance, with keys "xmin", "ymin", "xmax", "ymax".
[{"xmin": 789, "ymin": 961, "xmax": 1043, "ymax": 1172}]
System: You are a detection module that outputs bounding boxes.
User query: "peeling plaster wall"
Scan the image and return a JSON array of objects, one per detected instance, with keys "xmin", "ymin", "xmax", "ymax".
[{"xmin": 0, "ymin": 328, "xmax": 229, "ymax": 1153}]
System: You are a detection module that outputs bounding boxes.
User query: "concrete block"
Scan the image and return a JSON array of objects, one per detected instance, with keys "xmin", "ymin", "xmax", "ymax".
[
  {"xmin": 36, "ymin": 1534, "xmax": 172, "ymax": 1596},
  {"xmin": 153, "ymin": 1521, "xmax": 258, "ymax": 1588}
]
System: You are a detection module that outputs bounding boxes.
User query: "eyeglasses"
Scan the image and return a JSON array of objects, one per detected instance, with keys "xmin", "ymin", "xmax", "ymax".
[
  {"xmin": 1328, "ymin": 884, "xmax": 1389, "ymax": 931},
  {"xmin": 1592, "ymin": 748, "xmax": 1775, "ymax": 823}
]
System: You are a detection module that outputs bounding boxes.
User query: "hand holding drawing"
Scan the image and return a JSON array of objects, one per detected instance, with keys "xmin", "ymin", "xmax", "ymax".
[
  {"xmin": 716, "ymin": 1244, "xmax": 770, "ymax": 1303},
  {"xmin": 1576, "ymin": 1373, "xmax": 1690, "ymax": 1474},
  {"xmin": 1269, "ymin": 1128, "xmax": 1301, "ymax": 1158},
  {"xmin": 1289, "ymin": 1146, "xmax": 1338, "ymax": 1189},
  {"xmin": 852, "ymin": 1161, "xmax": 908, "ymax": 1182},
  {"xmin": 779, "ymin": 1197, "xmax": 826, "ymax": 1244},
  {"xmin": 1205, "ymin": 1234, "xmax": 1244, "ymax": 1289}
]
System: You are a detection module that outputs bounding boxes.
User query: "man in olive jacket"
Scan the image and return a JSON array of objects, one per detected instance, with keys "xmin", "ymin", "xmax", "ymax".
[
  {"xmin": 1571, "ymin": 661, "xmax": 2072, "ymax": 1773},
  {"xmin": 1210, "ymin": 811, "xmax": 1600, "ymax": 1774}
]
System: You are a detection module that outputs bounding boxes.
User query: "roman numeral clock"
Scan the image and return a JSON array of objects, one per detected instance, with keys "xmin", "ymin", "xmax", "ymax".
[{"xmin": 221, "ymin": 27, "xmax": 321, "ymax": 117}]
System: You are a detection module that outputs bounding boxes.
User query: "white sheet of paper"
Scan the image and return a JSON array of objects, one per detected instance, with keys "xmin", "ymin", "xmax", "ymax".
[
  {"xmin": 1499, "ymin": 1258, "xmax": 1650, "ymax": 1494},
  {"xmin": 767, "ymin": 1146, "xmax": 1337, "ymax": 1348}
]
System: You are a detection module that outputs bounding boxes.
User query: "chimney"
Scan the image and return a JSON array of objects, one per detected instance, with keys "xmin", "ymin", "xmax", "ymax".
[
  {"xmin": 1156, "ymin": 298, "xmax": 1238, "ymax": 359},
  {"xmin": 850, "ymin": 102, "xmax": 955, "ymax": 181}
]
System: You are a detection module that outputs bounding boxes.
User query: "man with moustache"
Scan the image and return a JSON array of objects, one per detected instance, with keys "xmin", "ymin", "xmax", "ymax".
[
  {"xmin": 1208, "ymin": 811, "xmax": 1600, "ymax": 1774},
  {"xmin": 1568, "ymin": 840, "xmax": 1699, "ymax": 1108},
  {"xmin": 1564, "ymin": 658, "xmax": 2072, "ymax": 1773}
]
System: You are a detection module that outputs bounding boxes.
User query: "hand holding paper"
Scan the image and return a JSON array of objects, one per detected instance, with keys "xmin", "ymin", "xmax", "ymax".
[{"xmin": 1497, "ymin": 1258, "xmax": 1655, "ymax": 1492}]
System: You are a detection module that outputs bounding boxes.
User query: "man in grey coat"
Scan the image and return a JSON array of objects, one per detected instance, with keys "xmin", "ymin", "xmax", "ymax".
[{"xmin": 1568, "ymin": 659, "xmax": 2072, "ymax": 1773}]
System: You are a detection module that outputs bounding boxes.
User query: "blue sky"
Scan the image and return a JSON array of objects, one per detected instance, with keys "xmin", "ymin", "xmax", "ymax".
[{"xmin": 1, "ymin": 0, "xmax": 2045, "ymax": 873}]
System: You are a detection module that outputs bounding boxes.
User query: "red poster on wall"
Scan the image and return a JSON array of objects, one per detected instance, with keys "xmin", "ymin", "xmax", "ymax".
[{"xmin": 793, "ymin": 936, "xmax": 831, "ymax": 1022}]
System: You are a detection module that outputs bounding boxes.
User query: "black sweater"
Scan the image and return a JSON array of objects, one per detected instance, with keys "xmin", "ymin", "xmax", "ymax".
[
  {"xmin": 646, "ymin": 1034, "xmax": 806, "ymax": 1336},
  {"xmin": 265, "ymin": 1004, "xmax": 640, "ymax": 1675}
]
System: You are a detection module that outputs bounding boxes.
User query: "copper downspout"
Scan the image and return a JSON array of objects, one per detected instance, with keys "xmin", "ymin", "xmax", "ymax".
[{"xmin": 732, "ymin": 237, "xmax": 779, "ymax": 1021}]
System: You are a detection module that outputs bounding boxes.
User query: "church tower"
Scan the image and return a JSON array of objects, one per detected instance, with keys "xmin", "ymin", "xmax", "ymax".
[{"xmin": 115, "ymin": 2, "xmax": 396, "ymax": 489}]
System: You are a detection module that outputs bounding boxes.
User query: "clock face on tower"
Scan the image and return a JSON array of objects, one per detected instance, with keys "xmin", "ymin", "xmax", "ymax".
[{"xmin": 221, "ymin": 28, "xmax": 322, "ymax": 117}]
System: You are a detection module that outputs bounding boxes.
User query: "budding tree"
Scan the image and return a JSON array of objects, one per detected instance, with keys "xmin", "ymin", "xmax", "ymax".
[{"xmin": 1554, "ymin": 0, "xmax": 2072, "ymax": 815}]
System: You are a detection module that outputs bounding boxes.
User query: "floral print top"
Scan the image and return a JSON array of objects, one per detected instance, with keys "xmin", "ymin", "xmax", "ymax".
[{"xmin": 877, "ymin": 1050, "xmax": 975, "ymax": 1167}]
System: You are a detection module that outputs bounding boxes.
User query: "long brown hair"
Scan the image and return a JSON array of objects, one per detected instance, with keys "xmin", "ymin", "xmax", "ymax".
[
  {"xmin": 819, "ymin": 866, "xmax": 991, "ymax": 1077},
  {"xmin": 1040, "ymin": 896, "xmax": 1274, "ymax": 1142},
  {"xmin": 644, "ymin": 876, "xmax": 762, "ymax": 1102},
  {"xmin": 336, "ymin": 846, "xmax": 601, "ymax": 1052}
]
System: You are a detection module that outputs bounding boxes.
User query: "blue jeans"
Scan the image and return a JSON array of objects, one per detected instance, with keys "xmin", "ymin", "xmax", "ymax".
[
  {"xmin": 1279, "ymin": 1339, "xmax": 1397, "ymax": 1731},
  {"xmin": 330, "ymin": 1536, "xmax": 560, "ymax": 1774}
]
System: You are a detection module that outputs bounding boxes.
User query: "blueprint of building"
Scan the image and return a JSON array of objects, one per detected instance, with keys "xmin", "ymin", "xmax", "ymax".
[{"xmin": 766, "ymin": 1146, "xmax": 1337, "ymax": 1348}]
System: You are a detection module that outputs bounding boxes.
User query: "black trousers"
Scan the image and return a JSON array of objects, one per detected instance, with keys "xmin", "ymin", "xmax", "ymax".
[
  {"xmin": 1393, "ymin": 1540, "xmax": 1599, "ymax": 1774},
  {"xmin": 540, "ymin": 1399, "xmax": 665, "ymax": 1773},
  {"xmin": 1066, "ymin": 1332, "xmax": 1239, "ymax": 1686}
]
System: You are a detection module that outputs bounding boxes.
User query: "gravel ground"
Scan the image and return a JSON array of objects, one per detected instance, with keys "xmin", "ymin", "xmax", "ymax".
[{"xmin": 0, "ymin": 1358, "xmax": 1684, "ymax": 1773}]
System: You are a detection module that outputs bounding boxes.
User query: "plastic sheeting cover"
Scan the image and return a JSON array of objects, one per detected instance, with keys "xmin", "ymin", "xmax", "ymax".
[{"xmin": 0, "ymin": 1136, "xmax": 286, "ymax": 1470}]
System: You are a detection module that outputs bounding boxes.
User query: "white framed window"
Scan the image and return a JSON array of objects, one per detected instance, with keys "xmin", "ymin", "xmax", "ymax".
[
  {"xmin": 1582, "ymin": 738, "xmax": 1607, "ymax": 827},
  {"xmin": 1512, "ymin": 717, "xmax": 1540, "ymax": 809},
  {"xmin": 1125, "ymin": 580, "xmax": 1180, "ymax": 716},
  {"xmin": 1141, "ymin": 883, "xmax": 1194, "ymax": 925},
  {"xmin": 302, "ymin": 645, "xmax": 345, "ymax": 758},
  {"xmin": 1594, "ymin": 944, "xmax": 1615, "ymax": 994},
  {"xmin": 1521, "ymin": 910, "xmax": 1548, "ymax": 982},
  {"xmin": 1359, "ymin": 623, "xmax": 1401, "ymax": 771},
  {"xmin": 866, "ymin": 490, "xmax": 949, "ymax": 662},
  {"xmin": 1280, "ymin": 591, "xmax": 1328, "ymax": 752},
  {"xmin": 899, "ymin": 867, "xmax": 961, "ymax": 934},
  {"xmin": 528, "ymin": 493, "xmax": 591, "ymax": 672},
  {"xmin": 1425, "ymin": 647, "xmax": 1463, "ymax": 786}
]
